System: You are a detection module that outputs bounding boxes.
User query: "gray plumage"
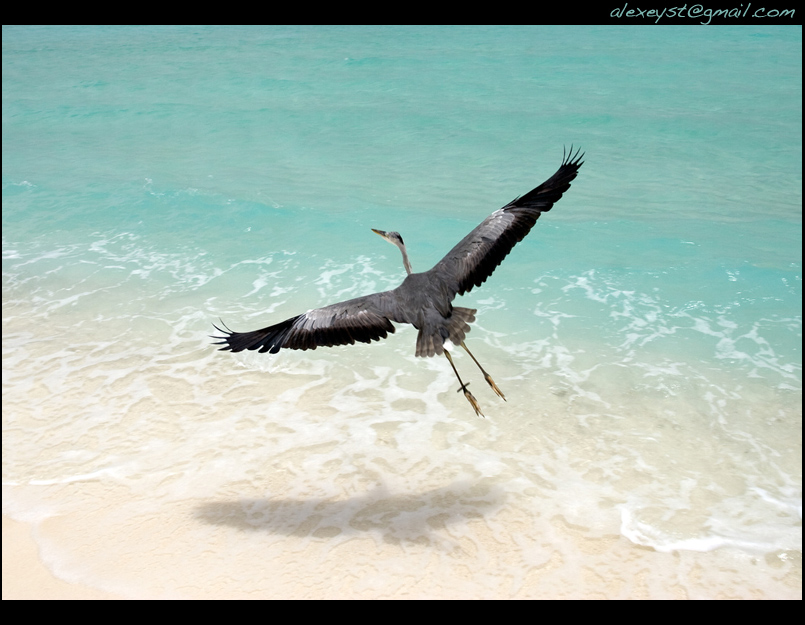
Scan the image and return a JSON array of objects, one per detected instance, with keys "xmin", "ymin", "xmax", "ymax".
[{"xmin": 213, "ymin": 148, "xmax": 583, "ymax": 414}]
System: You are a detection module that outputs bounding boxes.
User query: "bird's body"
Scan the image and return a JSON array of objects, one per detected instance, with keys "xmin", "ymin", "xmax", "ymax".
[{"xmin": 214, "ymin": 148, "xmax": 584, "ymax": 416}]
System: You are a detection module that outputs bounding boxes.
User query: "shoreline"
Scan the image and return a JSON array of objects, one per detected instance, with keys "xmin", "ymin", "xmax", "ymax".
[{"xmin": 2, "ymin": 515, "xmax": 123, "ymax": 600}]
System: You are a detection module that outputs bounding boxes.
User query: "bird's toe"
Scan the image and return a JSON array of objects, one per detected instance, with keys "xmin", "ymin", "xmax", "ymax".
[
  {"xmin": 484, "ymin": 374, "xmax": 506, "ymax": 401},
  {"xmin": 463, "ymin": 388, "xmax": 485, "ymax": 418}
]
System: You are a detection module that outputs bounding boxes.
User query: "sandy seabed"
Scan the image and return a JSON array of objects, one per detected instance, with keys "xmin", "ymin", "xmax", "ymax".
[{"xmin": 2, "ymin": 307, "xmax": 801, "ymax": 599}]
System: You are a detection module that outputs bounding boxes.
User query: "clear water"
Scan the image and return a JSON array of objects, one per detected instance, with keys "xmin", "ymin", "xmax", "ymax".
[{"xmin": 2, "ymin": 25, "xmax": 801, "ymax": 598}]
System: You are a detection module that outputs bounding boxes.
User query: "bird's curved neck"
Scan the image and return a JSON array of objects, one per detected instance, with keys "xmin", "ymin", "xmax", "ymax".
[{"xmin": 399, "ymin": 245, "xmax": 413, "ymax": 275}]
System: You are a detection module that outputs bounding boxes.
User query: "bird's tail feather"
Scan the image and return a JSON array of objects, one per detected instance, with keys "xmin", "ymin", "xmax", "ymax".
[
  {"xmin": 415, "ymin": 307, "xmax": 477, "ymax": 358},
  {"xmin": 447, "ymin": 307, "xmax": 476, "ymax": 347}
]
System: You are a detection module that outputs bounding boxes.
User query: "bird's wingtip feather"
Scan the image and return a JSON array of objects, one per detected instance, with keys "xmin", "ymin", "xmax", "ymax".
[{"xmin": 562, "ymin": 144, "xmax": 584, "ymax": 167}]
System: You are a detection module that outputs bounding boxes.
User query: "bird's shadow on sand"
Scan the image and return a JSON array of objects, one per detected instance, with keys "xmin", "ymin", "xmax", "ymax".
[{"xmin": 194, "ymin": 481, "xmax": 505, "ymax": 546}]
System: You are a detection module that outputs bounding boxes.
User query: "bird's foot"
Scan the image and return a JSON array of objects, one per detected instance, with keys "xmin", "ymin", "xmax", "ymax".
[
  {"xmin": 483, "ymin": 373, "xmax": 506, "ymax": 401},
  {"xmin": 457, "ymin": 383, "xmax": 484, "ymax": 418}
]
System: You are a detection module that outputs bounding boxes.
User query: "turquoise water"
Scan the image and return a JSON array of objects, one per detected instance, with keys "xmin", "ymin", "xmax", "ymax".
[{"xmin": 2, "ymin": 26, "xmax": 801, "ymax": 598}]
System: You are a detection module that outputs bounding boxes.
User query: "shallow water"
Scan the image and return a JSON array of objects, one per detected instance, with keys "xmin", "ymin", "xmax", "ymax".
[{"xmin": 2, "ymin": 25, "xmax": 801, "ymax": 598}]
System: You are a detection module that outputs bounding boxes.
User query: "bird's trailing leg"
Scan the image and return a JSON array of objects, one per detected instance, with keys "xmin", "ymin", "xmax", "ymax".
[
  {"xmin": 461, "ymin": 341, "xmax": 506, "ymax": 401},
  {"xmin": 444, "ymin": 349, "xmax": 484, "ymax": 418}
]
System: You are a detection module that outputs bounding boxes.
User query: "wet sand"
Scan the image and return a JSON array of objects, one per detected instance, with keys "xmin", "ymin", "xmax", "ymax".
[{"xmin": 2, "ymin": 515, "xmax": 122, "ymax": 600}]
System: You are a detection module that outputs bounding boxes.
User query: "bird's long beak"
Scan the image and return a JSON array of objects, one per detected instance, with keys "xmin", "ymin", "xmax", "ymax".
[{"xmin": 372, "ymin": 228, "xmax": 389, "ymax": 240}]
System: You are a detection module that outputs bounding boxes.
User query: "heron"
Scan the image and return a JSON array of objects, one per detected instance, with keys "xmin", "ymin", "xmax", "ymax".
[{"xmin": 213, "ymin": 148, "xmax": 584, "ymax": 417}]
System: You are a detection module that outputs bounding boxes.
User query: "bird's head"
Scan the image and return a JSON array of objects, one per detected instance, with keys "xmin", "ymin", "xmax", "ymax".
[
  {"xmin": 371, "ymin": 229, "xmax": 405, "ymax": 249},
  {"xmin": 372, "ymin": 228, "xmax": 412, "ymax": 275}
]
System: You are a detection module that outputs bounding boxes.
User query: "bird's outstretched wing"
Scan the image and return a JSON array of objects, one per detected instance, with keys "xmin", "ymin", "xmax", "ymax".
[
  {"xmin": 431, "ymin": 147, "xmax": 584, "ymax": 298},
  {"xmin": 212, "ymin": 291, "xmax": 399, "ymax": 354}
]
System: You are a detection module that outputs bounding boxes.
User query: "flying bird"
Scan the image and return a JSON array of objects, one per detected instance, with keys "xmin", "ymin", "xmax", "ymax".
[{"xmin": 213, "ymin": 148, "xmax": 584, "ymax": 416}]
